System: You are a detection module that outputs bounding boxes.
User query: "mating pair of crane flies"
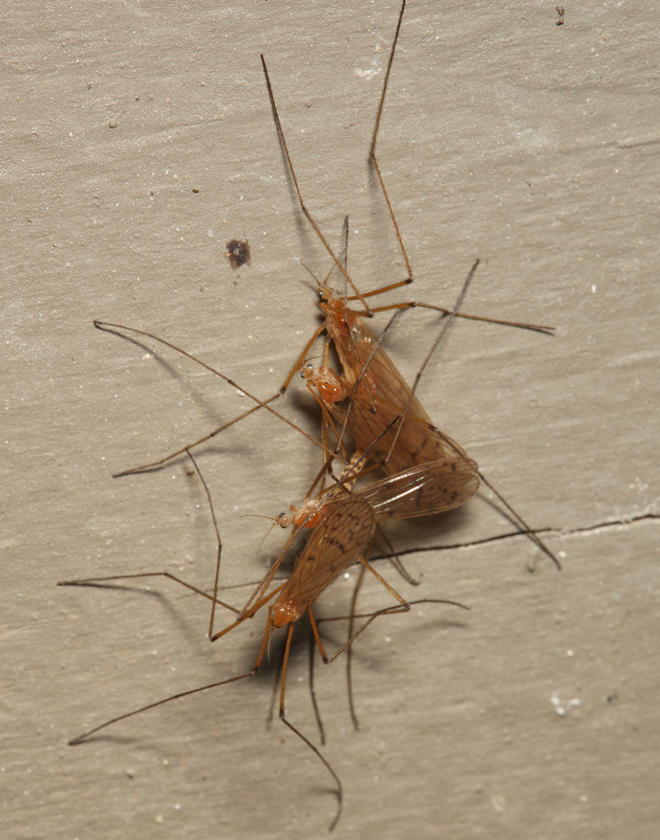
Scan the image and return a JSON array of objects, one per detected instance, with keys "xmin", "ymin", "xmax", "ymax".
[{"xmin": 60, "ymin": 0, "xmax": 560, "ymax": 831}]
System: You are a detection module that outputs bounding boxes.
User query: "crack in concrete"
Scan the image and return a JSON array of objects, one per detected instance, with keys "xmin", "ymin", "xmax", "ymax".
[{"xmin": 371, "ymin": 511, "xmax": 658, "ymax": 561}]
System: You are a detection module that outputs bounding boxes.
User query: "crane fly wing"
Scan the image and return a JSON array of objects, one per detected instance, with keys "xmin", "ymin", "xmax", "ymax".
[
  {"xmin": 324, "ymin": 316, "xmax": 473, "ymax": 471},
  {"xmin": 359, "ymin": 458, "xmax": 480, "ymax": 520},
  {"xmin": 332, "ymin": 316, "xmax": 433, "ymax": 426},
  {"xmin": 331, "ymin": 378, "xmax": 473, "ymax": 473},
  {"xmin": 273, "ymin": 496, "xmax": 376, "ymax": 624}
]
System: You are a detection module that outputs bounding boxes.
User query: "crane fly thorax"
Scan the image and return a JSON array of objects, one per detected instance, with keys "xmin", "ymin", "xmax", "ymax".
[
  {"xmin": 272, "ymin": 599, "xmax": 301, "ymax": 627},
  {"xmin": 302, "ymin": 364, "xmax": 348, "ymax": 405}
]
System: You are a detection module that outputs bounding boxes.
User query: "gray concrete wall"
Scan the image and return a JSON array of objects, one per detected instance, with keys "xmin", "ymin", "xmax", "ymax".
[{"xmin": 4, "ymin": 1, "xmax": 658, "ymax": 838}]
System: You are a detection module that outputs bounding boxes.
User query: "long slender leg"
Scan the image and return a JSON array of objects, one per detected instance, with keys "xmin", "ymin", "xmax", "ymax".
[
  {"xmin": 278, "ymin": 622, "xmax": 343, "ymax": 832},
  {"xmin": 57, "ymin": 571, "xmax": 239, "ymax": 615},
  {"xmin": 307, "ymin": 617, "xmax": 327, "ymax": 746},
  {"xmin": 365, "ymin": 263, "xmax": 562, "ymax": 570},
  {"xmin": 325, "ymin": 555, "xmax": 410, "ymax": 663},
  {"xmin": 477, "ymin": 471, "xmax": 562, "ymax": 570},
  {"xmin": 262, "ymin": 30, "xmax": 548, "ymax": 336},
  {"xmin": 94, "ymin": 320, "xmax": 340, "ymax": 476},
  {"xmin": 384, "ymin": 260, "xmax": 479, "ymax": 464},
  {"xmin": 183, "ymin": 448, "xmax": 228, "ymax": 639},
  {"xmin": 368, "ymin": 0, "xmax": 412, "ymax": 283},
  {"xmin": 322, "ymin": 598, "xmax": 469, "ymax": 666},
  {"xmin": 68, "ymin": 611, "xmax": 275, "ymax": 746},
  {"xmin": 366, "ymin": 299, "xmax": 555, "ymax": 335},
  {"xmin": 260, "ymin": 56, "xmax": 370, "ymax": 314},
  {"xmin": 364, "ymin": 0, "xmax": 554, "ymax": 336},
  {"xmin": 346, "ymin": 563, "xmax": 367, "ymax": 730}
]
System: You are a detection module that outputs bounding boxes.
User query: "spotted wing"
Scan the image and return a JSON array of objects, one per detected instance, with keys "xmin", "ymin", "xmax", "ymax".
[
  {"xmin": 280, "ymin": 496, "xmax": 376, "ymax": 620},
  {"xmin": 360, "ymin": 458, "xmax": 480, "ymax": 521}
]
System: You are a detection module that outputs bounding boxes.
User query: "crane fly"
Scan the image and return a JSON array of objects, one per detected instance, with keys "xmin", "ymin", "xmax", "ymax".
[
  {"xmin": 90, "ymin": 0, "xmax": 558, "ymax": 577},
  {"xmin": 64, "ymin": 0, "xmax": 562, "ymax": 832},
  {"xmin": 91, "ymin": 0, "xmax": 557, "ymax": 576},
  {"xmin": 60, "ymin": 447, "xmax": 467, "ymax": 832},
  {"xmin": 258, "ymin": 0, "xmax": 561, "ymax": 571},
  {"xmin": 95, "ymin": 0, "xmax": 551, "ymax": 483}
]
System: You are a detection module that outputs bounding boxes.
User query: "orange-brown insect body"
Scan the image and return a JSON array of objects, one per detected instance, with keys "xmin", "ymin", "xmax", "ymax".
[{"xmin": 312, "ymin": 290, "xmax": 478, "ymax": 481}]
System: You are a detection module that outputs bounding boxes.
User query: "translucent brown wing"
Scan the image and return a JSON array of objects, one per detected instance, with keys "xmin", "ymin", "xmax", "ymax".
[
  {"xmin": 359, "ymin": 457, "xmax": 480, "ymax": 521},
  {"xmin": 328, "ymin": 312, "xmax": 433, "ymax": 426},
  {"xmin": 322, "ymin": 312, "xmax": 471, "ymax": 473},
  {"xmin": 273, "ymin": 496, "xmax": 376, "ymax": 625}
]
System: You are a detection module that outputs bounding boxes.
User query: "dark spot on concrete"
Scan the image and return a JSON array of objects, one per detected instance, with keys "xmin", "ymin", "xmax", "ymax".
[{"xmin": 225, "ymin": 238, "xmax": 251, "ymax": 270}]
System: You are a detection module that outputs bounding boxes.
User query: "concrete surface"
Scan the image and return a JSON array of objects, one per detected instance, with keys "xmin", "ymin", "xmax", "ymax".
[{"xmin": 4, "ymin": 1, "xmax": 659, "ymax": 838}]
